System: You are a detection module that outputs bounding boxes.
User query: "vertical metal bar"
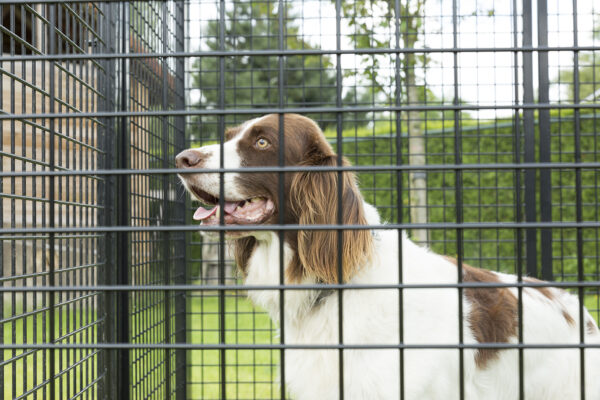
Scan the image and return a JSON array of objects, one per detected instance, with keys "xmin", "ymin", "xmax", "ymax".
[
  {"xmin": 451, "ymin": 1, "xmax": 464, "ymax": 398},
  {"xmin": 174, "ymin": 2, "xmax": 188, "ymax": 398},
  {"xmin": 217, "ymin": 1, "xmax": 227, "ymax": 399},
  {"xmin": 116, "ymin": 2, "xmax": 131, "ymax": 399},
  {"xmin": 10, "ymin": 5, "xmax": 16, "ymax": 397},
  {"xmin": 277, "ymin": 1, "xmax": 286, "ymax": 399},
  {"xmin": 101, "ymin": 5, "xmax": 119, "ymax": 398},
  {"xmin": 161, "ymin": 2, "xmax": 172, "ymax": 398},
  {"xmin": 334, "ymin": 1, "xmax": 344, "ymax": 399},
  {"xmin": 0, "ymin": 4, "xmax": 4, "ymax": 398},
  {"xmin": 48, "ymin": 4, "xmax": 57, "ymax": 398},
  {"xmin": 537, "ymin": 0, "xmax": 553, "ymax": 281},
  {"xmin": 511, "ymin": 0, "xmax": 525, "ymax": 397},
  {"xmin": 20, "ymin": 5, "xmax": 29, "ymax": 398},
  {"xmin": 571, "ymin": 2, "xmax": 585, "ymax": 398},
  {"xmin": 523, "ymin": 0, "xmax": 538, "ymax": 278},
  {"xmin": 393, "ymin": 1, "xmax": 405, "ymax": 398}
]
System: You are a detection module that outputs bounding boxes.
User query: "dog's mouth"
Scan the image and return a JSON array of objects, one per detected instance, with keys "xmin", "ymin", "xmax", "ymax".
[{"xmin": 189, "ymin": 185, "xmax": 275, "ymax": 226}]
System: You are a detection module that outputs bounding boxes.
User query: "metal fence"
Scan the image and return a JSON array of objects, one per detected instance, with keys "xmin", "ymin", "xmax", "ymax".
[
  {"xmin": 1, "ymin": 0, "xmax": 599, "ymax": 399},
  {"xmin": 1, "ymin": 1, "xmax": 186, "ymax": 398}
]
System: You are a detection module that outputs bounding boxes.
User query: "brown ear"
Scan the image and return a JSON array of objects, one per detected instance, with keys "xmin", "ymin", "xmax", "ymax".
[
  {"xmin": 225, "ymin": 127, "xmax": 240, "ymax": 141},
  {"xmin": 232, "ymin": 236, "xmax": 257, "ymax": 277},
  {"xmin": 290, "ymin": 155, "xmax": 373, "ymax": 283}
]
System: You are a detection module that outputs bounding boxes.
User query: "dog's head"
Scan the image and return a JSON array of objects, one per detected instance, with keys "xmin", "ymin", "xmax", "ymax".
[{"xmin": 176, "ymin": 113, "xmax": 373, "ymax": 283}]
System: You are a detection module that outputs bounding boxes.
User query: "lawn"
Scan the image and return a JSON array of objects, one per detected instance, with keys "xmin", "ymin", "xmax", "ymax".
[
  {"xmin": 186, "ymin": 294, "xmax": 281, "ymax": 400},
  {"xmin": 3, "ymin": 292, "xmax": 599, "ymax": 399},
  {"xmin": 1, "ymin": 295, "xmax": 279, "ymax": 400}
]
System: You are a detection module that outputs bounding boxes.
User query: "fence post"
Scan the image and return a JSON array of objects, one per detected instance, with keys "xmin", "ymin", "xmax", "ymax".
[
  {"xmin": 174, "ymin": 1, "xmax": 188, "ymax": 398},
  {"xmin": 536, "ymin": 0, "xmax": 553, "ymax": 281},
  {"xmin": 98, "ymin": 3, "xmax": 119, "ymax": 399},
  {"xmin": 522, "ymin": 0, "xmax": 538, "ymax": 278},
  {"xmin": 161, "ymin": 3, "xmax": 173, "ymax": 398},
  {"xmin": 115, "ymin": 2, "xmax": 131, "ymax": 399}
]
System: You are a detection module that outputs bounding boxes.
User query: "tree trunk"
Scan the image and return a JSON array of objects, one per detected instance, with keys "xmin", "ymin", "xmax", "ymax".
[{"xmin": 404, "ymin": 39, "xmax": 428, "ymax": 243}]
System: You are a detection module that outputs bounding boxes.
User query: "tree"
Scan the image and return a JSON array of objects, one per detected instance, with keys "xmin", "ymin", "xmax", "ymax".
[
  {"xmin": 340, "ymin": 0, "xmax": 430, "ymax": 241},
  {"xmin": 558, "ymin": 29, "xmax": 600, "ymax": 102},
  {"xmin": 190, "ymin": 1, "xmax": 365, "ymax": 141}
]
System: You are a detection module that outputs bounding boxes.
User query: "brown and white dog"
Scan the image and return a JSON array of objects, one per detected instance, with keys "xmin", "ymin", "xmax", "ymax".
[{"xmin": 176, "ymin": 113, "xmax": 600, "ymax": 400}]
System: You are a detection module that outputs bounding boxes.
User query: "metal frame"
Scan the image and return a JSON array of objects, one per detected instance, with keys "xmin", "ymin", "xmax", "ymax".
[{"xmin": 1, "ymin": 0, "xmax": 599, "ymax": 399}]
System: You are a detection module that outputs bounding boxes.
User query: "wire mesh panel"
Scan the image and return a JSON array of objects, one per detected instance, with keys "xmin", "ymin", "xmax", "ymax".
[
  {"xmin": 1, "ymin": 0, "xmax": 599, "ymax": 399},
  {"xmin": 1, "ymin": 1, "xmax": 186, "ymax": 399},
  {"xmin": 184, "ymin": 0, "xmax": 600, "ymax": 399},
  {"xmin": 126, "ymin": 2, "xmax": 186, "ymax": 398},
  {"xmin": 1, "ymin": 3, "xmax": 107, "ymax": 398}
]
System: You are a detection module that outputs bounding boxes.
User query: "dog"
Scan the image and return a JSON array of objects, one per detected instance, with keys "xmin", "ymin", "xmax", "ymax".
[{"xmin": 176, "ymin": 113, "xmax": 600, "ymax": 399}]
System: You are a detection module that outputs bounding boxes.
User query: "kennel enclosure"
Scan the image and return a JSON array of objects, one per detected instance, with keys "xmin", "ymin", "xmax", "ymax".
[{"xmin": 1, "ymin": 0, "xmax": 600, "ymax": 399}]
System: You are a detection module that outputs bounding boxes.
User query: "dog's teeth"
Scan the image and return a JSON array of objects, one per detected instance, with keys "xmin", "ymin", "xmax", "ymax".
[
  {"xmin": 216, "ymin": 208, "xmax": 221, "ymax": 218},
  {"xmin": 236, "ymin": 206, "xmax": 242, "ymax": 211},
  {"xmin": 250, "ymin": 197, "xmax": 260, "ymax": 203}
]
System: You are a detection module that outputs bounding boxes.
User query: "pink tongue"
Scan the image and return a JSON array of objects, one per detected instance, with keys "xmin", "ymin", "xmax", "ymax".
[
  {"xmin": 193, "ymin": 201, "xmax": 241, "ymax": 221},
  {"xmin": 223, "ymin": 201, "xmax": 239, "ymax": 214},
  {"xmin": 193, "ymin": 206, "xmax": 217, "ymax": 221}
]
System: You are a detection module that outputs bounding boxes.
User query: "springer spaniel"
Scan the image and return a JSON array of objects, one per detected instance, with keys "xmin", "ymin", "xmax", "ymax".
[{"xmin": 176, "ymin": 114, "xmax": 600, "ymax": 400}]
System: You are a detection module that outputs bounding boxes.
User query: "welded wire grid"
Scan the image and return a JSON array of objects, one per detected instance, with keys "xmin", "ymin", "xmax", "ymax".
[
  {"xmin": 0, "ymin": 0, "xmax": 598, "ymax": 399},
  {"xmin": 1, "ymin": 2, "xmax": 106, "ymax": 399},
  {"xmin": 1, "ymin": 1, "xmax": 186, "ymax": 399}
]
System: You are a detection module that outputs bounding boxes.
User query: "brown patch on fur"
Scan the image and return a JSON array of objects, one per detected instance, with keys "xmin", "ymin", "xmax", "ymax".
[
  {"xmin": 523, "ymin": 277, "xmax": 555, "ymax": 300},
  {"xmin": 524, "ymin": 277, "xmax": 576, "ymax": 327},
  {"xmin": 227, "ymin": 114, "xmax": 372, "ymax": 283},
  {"xmin": 444, "ymin": 256, "xmax": 518, "ymax": 369},
  {"xmin": 587, "ymin": 319, "xmax": 599, "ymax": 335},
  {"xmin": 233, "ymin": 236, "xmax": 257, "ymax": 277},
  {"xmin": 225, "ymin": 126, "xmax": 242, "ymax": 141},
  {"xmin": 561, "ymin": 310, "xmax": 576, "ymax": 327},
  {"xmin": 289, "ymin": 154, "xmax": 373, "ymax": 283},
  {"xmin": 181, "ymin": 114, "xmax": 372, "ymax": 283}
]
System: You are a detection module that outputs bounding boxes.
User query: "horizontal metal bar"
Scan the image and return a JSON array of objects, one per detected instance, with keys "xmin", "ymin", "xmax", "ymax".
[
  {"xmin": 0, "ymin": 192, "xmax": 104, "ymax": 209},
  {"xmin": 0, "ymin": 292, "xmax": 100, "ymax": 324},
  {"xmin": 0, "ymin": 347, "xmax": 40, "ymax": 367},
  {"xmin": 54, "ymin": 320, "xmax": 103, "ymax": 344},
  {"xmin": 1, "ymin": 45, "xmax": 599, "ymax": 62},
  {"xmin": 61, "ymin": 3, "xmax": 107, "ymax": 46},
  {"xmin": 1, "ymin": 103, "xmax": 599, "ymax": 121},
  {"xmin": 1, "ymin": 342, "xmax": 599, "ymax": 350},
  {"xmin": 60, "ymin": 374, "xmax": 103, "ymax": 400},
  {"xmin": 0, "ymin": 66, "xmax": 104, "ymax": 110},
  {"xmin": 0, "ymin": 162, "xmax": 598, "ymax": 178},
  {"xmin": 1, "ymin": 220, "xmax": 600, "ymax": 236},
  {"xmin": 0, "ymin": 113, "xmax": 107, "ymax": 151},
  {"xmin": 53, "ymin": 349, "xmax": 101, "ymax": 379},
  {"xmin": 0, "ymin": 280, "xmax": 598, "ymax": 293},
  {"xmin": 0, "ymin": 234, "xmax": 104, "ymax": 241}
]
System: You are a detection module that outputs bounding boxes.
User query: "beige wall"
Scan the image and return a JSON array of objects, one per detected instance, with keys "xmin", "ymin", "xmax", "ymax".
[{"xmin": 2, "ymin": 59, "xmax": 100, "ymax": 279}]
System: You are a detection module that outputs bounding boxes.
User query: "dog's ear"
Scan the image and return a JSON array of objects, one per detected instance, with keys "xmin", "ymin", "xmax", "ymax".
[
  {"xmin": 233, "ymin": 236, "xmax": 257, "ymax": 277},
  {"xmin": 225, "ymin": 127, "xmax": 240, "ymax": 141},
  {"xmin": 290, "ymin": 154, "xmax": 373, "ymax": 283}
]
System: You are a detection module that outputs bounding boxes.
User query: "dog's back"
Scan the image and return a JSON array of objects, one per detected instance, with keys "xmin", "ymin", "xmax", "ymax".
[{"xmin": 282, "ymin": 227, "xmax": 600, "ymax": 400}]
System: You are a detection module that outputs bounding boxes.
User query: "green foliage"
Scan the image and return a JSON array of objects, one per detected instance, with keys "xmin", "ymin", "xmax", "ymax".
[
  {"xmin": 334, "ymin": 111, "xmax": 600, "ymax": 280},
  {"xmin": 190, "ymin": 1, "xmax": 369, "ymax": 140},
  {"xmin": 557, "ymin": 28, "xmax": 600, "ymax": 102},
  {"xmin": 558, "ymin": 51, "xmax": 600, "ymax": 102}
]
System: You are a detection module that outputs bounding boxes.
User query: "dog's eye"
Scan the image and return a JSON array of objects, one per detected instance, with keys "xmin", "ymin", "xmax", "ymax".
[{"xmin": 256, "ymin": 138, "xmax": 270, "ymax": 149}]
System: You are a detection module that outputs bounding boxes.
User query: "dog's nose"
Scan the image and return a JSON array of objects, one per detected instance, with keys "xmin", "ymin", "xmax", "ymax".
[{"xmin": 175, "ymin": 150, "xmax": 203, "ymax": 168}]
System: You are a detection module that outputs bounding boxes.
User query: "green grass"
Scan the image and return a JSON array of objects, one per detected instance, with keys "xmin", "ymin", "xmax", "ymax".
[
  {"xmin": 2, "ymin": 295, "xmax": 279, "ymax": 400},
  {"xmin": 3, "ymin": 291, "xmax": 599, "ymax": 399},
  {"xmin": 187, "ymin": 294, "xmax": 281, "ymax": 400},
  {"xmin": 2, "ymin": 305, "xmax": 99, "ymax": 399}
]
